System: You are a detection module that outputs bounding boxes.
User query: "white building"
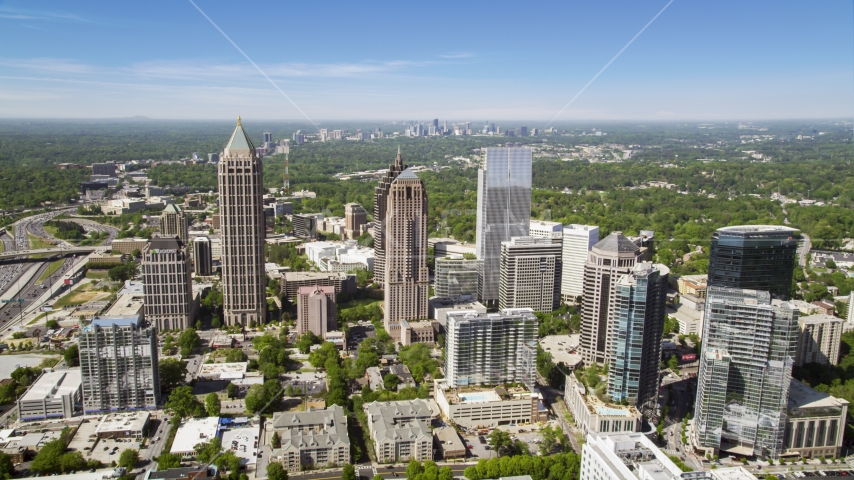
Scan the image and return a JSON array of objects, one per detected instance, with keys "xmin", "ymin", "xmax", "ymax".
[
  {"xmin": 529, "ymin": 220, "xmax": 563, "ymax": 243},
  {"xmin": 17, "ymin": 369, "xmax": 82, "ymax": 421},
  {"xmin": 269, "ymin": 406, "xmax": 350, "ymax": 472},
  {"xmin": 580, "ymin": 433, "xmax": 684, "ymax": 480},
  {"xmin": 565, "ymin": 374, "xmax": 641, "ymax": 436},
  {"xmin": 434, "ymin": 380, "xmax": 547, "ymax": 429},
  {"xmin": 171, "ymin": 416, "xmax": 220, "ymax": 457},
  {"xmin": 561, "ymin": 225, "xmax": 599, "ymax": 302}
]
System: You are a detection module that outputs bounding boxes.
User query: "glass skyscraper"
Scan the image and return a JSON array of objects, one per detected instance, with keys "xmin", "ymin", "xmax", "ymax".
[
  {"xmin": 693, "ymin": 286, "xmax": 799, "ymax": 459},
  {"xmin": 707, "ymin": 225, "xmax": 800, "ymax": 300},
  {"xmin": 475, "ymin": 146, "xmax": 532, "ymax": 306},
  {"xmin": 608, "ymin": 262, "xmax": 669, "ymax": 415}
]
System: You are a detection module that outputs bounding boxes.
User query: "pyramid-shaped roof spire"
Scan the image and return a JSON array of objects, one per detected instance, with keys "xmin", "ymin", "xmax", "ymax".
[{"xmin": 224, "ymin": 115, "xmax": 256, "ymax": 157}]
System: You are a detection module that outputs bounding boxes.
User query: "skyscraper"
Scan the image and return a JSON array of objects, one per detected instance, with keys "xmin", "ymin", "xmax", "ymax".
[
  {"xmin": 263, "ymin": 132, "xmax": 272, "ymax": 143},
  {"xmin": 79, "ymin": 315, "xmax": 159, "ymax": 414},
  {"xmin": 693, "ymin": 286, "xmax": 798, "ymax": 459},
  {"xmin": 445, "ymin": 308, "xmax": 538, "ymax": 388},
  {"xmin": 580, "ymin": 232, "xmax": 643, "ymax": 365},
  {"xmin": 160, "ymin": 203, "xmax": 188, "ymax": 245},
  {"xmin": 344, "ymin": 202, "xmax": 367, "ymax": 240},
  {"xmin": 475, "ymin": 146, "xmax": 532, "ymax": 306},
  {"xmin": 499, "ymin": 236, "xmax": 562, "ymax": 312},
  {"xmin": 142, "ymin": 236, "xmax": 195, "ymax": 331},
  {"xmin": 193, "ymin": 236, "xmax": 213, "ymax": 276},
  {"xmin": 561, "ymin": 224, "xmax": 599, "ymax": 302},
  {"xmin": 373, "ymin": 149, "xmax": 408, "ymax": 288},
  {"xmin": 383, "ymin": 168, "xmax": 429, "ymax": 343},
  {"xmin": 218, "ymin": 117, "xmax": 267, "ymax": 326},
  {"xmin": 434, "ymin": 255, "xmax": 479, "ymax": 299},
  {"xmin": 608, "ymin": 262, "xmax": 669, "ymax": 415},
  {"xmin": 708, "ymin": 225, "xmax": 800, "ymax": 299},
  {"xmin": 296, "ymin": 286, "xmax": 337, "ymax": 339}
]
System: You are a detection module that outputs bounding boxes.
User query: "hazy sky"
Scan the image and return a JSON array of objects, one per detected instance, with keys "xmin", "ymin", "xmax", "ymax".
[{"xmin": 0, "ymin": 0, "xmax": 852, "ymax": 124}]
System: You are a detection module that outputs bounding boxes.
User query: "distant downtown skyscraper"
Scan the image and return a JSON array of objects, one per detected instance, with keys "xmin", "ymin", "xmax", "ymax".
[
  {"xmin": 218, "ymin": 117, "xmax": 267, "ymax": 326},
  {"xmin": 160, "ymin": 203, "xmax": 188, "ymax": 245},
  {"xmin": 373, "ymin": 148, "xmax": 408, "ymax": 289},
  {"xmin": 580, "ymin": 232, "xmax": 643, "ymax": 365},
  {"xmin": 383, "ymin": 167, "xmax": 429, "ymax": 343},
  {"xmin": 607, "ymin": 262, "xmax": 669, "ymax": 415},
  {"xmin": 707, "ymin": 225, "xmax": 800, "ymax": 300},
  {"xmin": 475, "ymin": 146, "xmax": 532, "ymax": 306},
  {"xmin": 193, "ymin": 236, "xmax": 213, "ymax": 276},
  {"xmin": 498, "ymin": 236, "xmax": 562, "ymax": 312},
  {"xmin": 561, "ymin": 225, "xmax": 599, "ymax": 302},
  {"xmin": 693, "ymin": 286, "xmax": 798, "ymax": 459}
]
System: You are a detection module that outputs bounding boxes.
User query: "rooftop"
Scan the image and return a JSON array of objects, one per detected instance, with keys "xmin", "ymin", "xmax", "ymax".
[
  {"xmin": 717, "ymin": 225, "xmax": 799, "ymax": 234},
  {"xmin": 19, "ymin": 369, "xmax": 81, "ymax": 403},
  {"xmin": 95, "ymin": 411, "xmax": 150, "ymax": 434},
  {"xmin": 86, "ymin": 315, "xmax": 143, "ymax": 330},
  {"xmin": 223, "ymin": 117, "xmax": 255, "ymax": 157},
  {"xmin": 171, "ymin": 417, "xmax": 220, "ymax": 454},
  {"xmin": 799, "ymin": 313, "xmax": 843, "ymax": 325},
  {"xmin": 787, "ymin": 378, "xmax": 849, "ymax": 411},
  {"xmin": 270, "ymin": 406, "xmax": 349, "ymax": 452},
  {"xmin": 593, "ymin": 232, "xmax": 639, "ymax": 253},
  {"xmin": 117, "ymin": 280, "xmax": 145, "ymax": 296},
  {"xmin": 365, "ymin": 400, "xmax": 432, "ymax": 444},
  {"xmin": 198, "ymin": 362, "xmax": 248, "ymax": 380}
]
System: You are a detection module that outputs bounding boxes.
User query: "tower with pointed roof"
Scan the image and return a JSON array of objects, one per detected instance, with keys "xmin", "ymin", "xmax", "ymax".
[
  {"xmin": 579, "ymin": 231, "xmax": 643, "ymax": 365},
  {"xmin": 373, "ymin": 147, "xmax": 408, "ymax": 288},
  {"xmin": 160, "ymin": 203, "xmax": 188, "ymax": 245},
  {"xmin": 383, "ymin": 167, "xmax": 429, "ymax": 343},
  {"xmin": 218, "ymin": 117, "xmax": 267, "ymax": 327}
]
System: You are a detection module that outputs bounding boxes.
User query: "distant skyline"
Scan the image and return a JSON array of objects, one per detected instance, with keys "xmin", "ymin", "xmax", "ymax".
[{"xmin": 0, "ymin": 1, "xmax": 852, "ymax": 123}]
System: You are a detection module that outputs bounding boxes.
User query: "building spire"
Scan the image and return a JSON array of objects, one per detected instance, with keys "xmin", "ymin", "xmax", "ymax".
[
  {"xmin": 395, "ymin": 146, "xmax": 403, "ymax": 167},
  {"xmin": 237, "ymin": 115, "xmax": 242, "ymax": 127}
]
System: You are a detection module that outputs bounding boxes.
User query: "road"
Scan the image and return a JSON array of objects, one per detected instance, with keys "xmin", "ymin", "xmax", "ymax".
[
  {"xmin": 799, "ymin": 232, "xmax": 811, "ymax": 268},
  {"xmin": 284, "ymin": 463, "xmax": 473, "ymax": 480}
]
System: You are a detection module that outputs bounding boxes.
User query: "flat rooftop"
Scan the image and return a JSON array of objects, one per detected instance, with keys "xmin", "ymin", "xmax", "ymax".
[
  {"xmin": 20, "ymin": 369, "xmax": 81, "ymax": 403},
  {"xmin": 96, "ymin": 411, "xmax": 150, "ymax": 434},
  {"xmin": 171, "ymin": 417, "xmax": 220, "ymax": 454},
  {"xmin": 539, "ymin": 334, "xmax": 582, "ymax": 367},
  {"xmin": 221, "ymin": 426, "xmax": 259, "ymax": 465},
  {"xmin": 788, "ymin": 378, "xmax": 849, "ymax": 410},
  {"xmin": 718, "ymin": 225, "xmax": 798, "ymax": 234},
  {"xmin": 198, "ymin": 362, "xmax": 248, "ymax": 379},
  {"xmin": 438, "ymin": 383, "xmax": 537, "ymax": 404}
]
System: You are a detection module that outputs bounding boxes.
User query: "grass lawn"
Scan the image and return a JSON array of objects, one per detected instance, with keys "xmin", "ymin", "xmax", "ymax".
[
  {"xmin": 85, "ymin": 270, "xmax": 109, "ymax": 279},
  {"xmin": 338, "ymin": 298, "xmax": 381, "ymax": 310},
  {"xmin": 0, "ymin": 239, "xmax": 3, "ymax": 253},
  {"xmin": 37, "ymin": 259, "xmax": 65, "ymax": 284},
  {"xmin": 53, "ymin": 283, "xmax": 110, "ymax": 308},
  {"xmin": 43, "ymin": 225, "xmax": 58, "ymax": 237},
  {"xmin": 28, "ymin": 233, "xmax": 54, "ymax": 250}
]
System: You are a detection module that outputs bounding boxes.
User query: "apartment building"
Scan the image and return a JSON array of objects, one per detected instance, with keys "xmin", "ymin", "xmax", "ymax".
[
  {"xmin": 364, "ymin": 400, "xmax": 433, "ymax": 463},
  {"xmin": 269, "ymin": 406, "xmax": 350, "ymax": 472}
]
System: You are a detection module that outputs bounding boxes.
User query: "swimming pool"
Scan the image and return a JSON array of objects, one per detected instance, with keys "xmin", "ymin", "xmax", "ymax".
[{"xmin": 459, "ymin": 393, "xmax": 489, "ymax": 403}]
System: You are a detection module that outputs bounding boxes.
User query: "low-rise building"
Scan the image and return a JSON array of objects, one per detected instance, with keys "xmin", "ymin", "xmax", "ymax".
[
  {"xmin": 197, "ymin": 362, "xmax": 248, "ymax": 381},
  {"xmin": 281, "ymin": 272, "xmax": 356, "ymax": 301},
  {"xmin": 564, "ymin": 374, "xmax": 641, "ymax": 436},
  {"xmin": 364, "ymin": 400, "xmax": 433, "ymax": 463},
  {"xmin": 580, "ymin": 432, "xmax": 687, "ymax": 480},
  {"xmin": 268, "ymin": 406, "xmax": 350, "ymax": 472},
  {"xmin": 400, "ymin": 319, "xmax": 435, "ymax": 346},
  {"xmin": 171, "ymin": 417, "xmax": 220, "ymax": 457},
  {"xmin": 433, "ymin": 380, "xmax": 547, "ymax": 429},
  {"xmin": 111, "ymin": 238, "xmax": 149, "ymax": 255},
  {"xmin": 17, "ymin": 369, "xmax": 82, "ymax": 421},
  {"xmin": 433, "ymin": 426, "xmax": 465, "ymax": 460},
  {"xmin": 144, "ymin": 467, "xmax": 214, "ymax": 480},
  {"xmin": 95, "ymin": 411, "xmax": 150, "ymax": 439},
  {"xmin": 783, "ymin": 378, "xmax": 848, "ymax": 459},
  {"xmin": 795, "ymin": 314, "xmax": 843, "ymax": 366},
  {"xmin": 103, "ymin": 293, "xmax": 145, "ymax": 318},
  {"xmin": 677, "ymin": 274, "xmax": 708, "ymax": 298}
]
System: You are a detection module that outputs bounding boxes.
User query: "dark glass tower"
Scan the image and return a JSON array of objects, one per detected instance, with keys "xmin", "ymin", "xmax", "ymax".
[{"xmin": 707, "ymin": 225, "xmax": 800, "ymax": 300}]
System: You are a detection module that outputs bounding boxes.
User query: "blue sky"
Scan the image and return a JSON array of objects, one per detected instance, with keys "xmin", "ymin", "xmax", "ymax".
[{"xmin": 0, "ymin": 0, "xmax": 851, "ymax": 122}]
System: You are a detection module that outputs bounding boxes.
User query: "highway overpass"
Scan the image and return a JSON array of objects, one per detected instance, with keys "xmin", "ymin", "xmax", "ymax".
[{"xmin": 0, "ymin": 246, "xmax": 107, "ymax": 262}]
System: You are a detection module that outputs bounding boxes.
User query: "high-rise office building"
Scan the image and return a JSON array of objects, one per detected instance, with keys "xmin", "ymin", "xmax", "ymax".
[
  {"xmin": 693, "ymin": 286, "xmax": 798, "ymax": 459},
  {"xmin": 374, "ymin": 149, "xmax": 408, "ymax": 288},
  {"xmin": 580, "ymin": 232, "xmax": 643, "ymax": 365},
  {"xmin": 383, "ymin": 168, "xmax": 429, "ymax": 342},
  {"xmin": 293, "ymin": 214, "xmax": 318, "ymax": 240},
  {"xmin": 561, "ymin": 225, "xmax": 600, "ymax": 302},
  {"xmin": 519, "ymin": 125, "xmax": 528, "ymax": 137},
  {"xmin": 193, "ymin": 236, "xmax": 213, "ymax": 276},
  {"xmin": 296, "ymin": 286, "xmax": 337, "ymax": 339},
  {"xmin": 475, "ymin": 147, "xmax": 532, "ymax": 306},
  {"xmin": 79, "ymin": 316, "xmax": 160, "ymax": 414},
  {"xmin": 344, "ymin": 202, "xmax": 367, "ymax": 240},
  {"xmin": 445, "ymin": 308, "xmax": 538, "ymax": 388},
  {"xmin": 708, "ymin": 225, "xmax": 800, "ymax": 300},
  {"xmin": 218, "ymin": 117, "xmax": 267, "ymax": 326},
  {"xmin": 92, "ymin": 162, "xmax": 117, "ymax": 177},
  {"xmin": 160, "ymin": 204, "xmax": 188, "ymax": 245},
  {"xmin": 263, "ymin": 132, "xmax": 272, "ymax": 143},
  {"xmin": 499, "ymin": 236, "xmax": 562, "ymax": 312},
  {"xmin": 608, "ymin": 263, "xmax": 669, "ymax": 415},
  {"xmin": 142, "ymin": 236, "xmax": 195, "ymax": 332},
  {"xmin": 434, "ymin": 255, "xmax": 479, "ymax": 299},
  {"xmin": 529, "ymin": 219, "xmax": 563, "ymax": 244}
]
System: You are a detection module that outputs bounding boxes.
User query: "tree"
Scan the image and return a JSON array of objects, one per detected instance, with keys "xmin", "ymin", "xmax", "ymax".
[
  {"xmin": 205, "ymin": 393, "xmax": 221, "ymax": 416},
  {"xmin": 342, "ymin": 464, "xmax": 356, "ymax": 480},
  {"xmin": 118, "ymin": 449, "xmax": 139, "ymax": 470},
  {"xmin": 438, "ymin": 466, "xmax": 453, "ymax": 480},
  {"xmin": 296, "ymin": 331, "xmax": 320, "ymax": 353},
  {"xmin": 244, "ymin": 384, "xmax": 269, "ymax": 414},
  {"xmin": 0, "ymin": 451, "xmax": 13, "ymax": 479},
  {"xmin": 156, "ymin": 453, "xmax": 182, "ymax": 470},
  {"xmin": 226, "ymin": 349, "xmax": 248, "ymax": 362},
  {"xmin": 668, "ymin": 354, "xmax": 679, "ymax": 372},
  {"xmin": 30, "ymin": 439, "xmax": 66, "ymax": 473},
  {"xmin": 383, "ymin": 373, "xmax": 401, "ymax": 391},
  {"xmin": 266, "ymin": 462, "xmax": 288, "ymax": 480},
  {"xmin": 58, "ymin": 451, "xmax": 86, "ymax": 473},
  {"xmin": 63, "ymin": 344, "xmax": 79, "ymax": 367},
  {"xmin": 271, "ymin": 432, "xmax": 281, "ymax": 449},
  {"xmin": 46, "ymin": 319, "xmax": 59, "ymax": 329},
  {"xmin": 226, "ymin": 382, "xmax": 238, "ymax": 399},
  {"xmin": 488, "ymin": 429, "xmax": 515, "ymax": 456},
  {"xmin": 177, "ymin": 328, "xmax": 200, "ymax": 356},
  {"xmin": 159, "ymin": 358, "xmax": 187, "ymax": 392},
  {"xmin": 406, "ymin": 460, "xmax": 423, "ymax": 479},
  {"xmin": 826, "ymin": 259, "xmax": 837, "ymax": 269},
  {"xmin": 165, "ymin": 386, "xmax": 204, "ymax": 418}
]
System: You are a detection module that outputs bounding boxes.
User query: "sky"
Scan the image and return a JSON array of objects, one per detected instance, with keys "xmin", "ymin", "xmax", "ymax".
[{"xmin": 0, "ymin": 0, "xmax": 852, "ymax": 123}]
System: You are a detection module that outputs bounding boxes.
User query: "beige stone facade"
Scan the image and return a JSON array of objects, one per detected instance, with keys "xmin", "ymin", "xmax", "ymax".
[{"xmin": 142, "ymin": 236, "xmax": 195, "ymax": 331}]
